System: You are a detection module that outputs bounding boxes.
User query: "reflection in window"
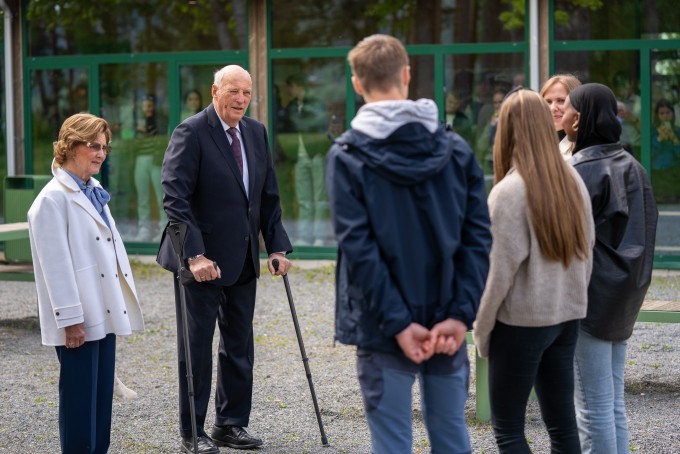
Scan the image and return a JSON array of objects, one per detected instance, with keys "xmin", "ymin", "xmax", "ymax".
[
  {"xmin": 651, "ymin": 46, "xmax": 680, "ymax": 257},
  {"xmin": 271, "ymin": 0, "xmax": 523, "ymax": 48},
  {"xmin": 554, "ymin": 0, "xmax": 680, "ymax": 41},
  {"xmin": 272, "ymin": 59, "xmax": 345, "ymax": 247},
  {"xmin": 555, "ymin": 50, "xmax": 642, "ymax": 161},
  {"xmin": 179, "ymin": 65, "xmax": 215, "ymax": 123},
  {"xmin": 443, "ymin": 54, "xmax": 524, "ymax": 190},
  {"xmin": 0, "ymin": 14, "xmax": 4, "ymax": 219},
  {"xmin": 30, "ymin": 69, "xmax": 89, "ymax": 175},
  {"xmin": 26, "ymin": 1, "xmax": 247, "ymax": 56},
  {"xmin": 100, "ymin": 63, "xmax": 168, "ymax": 242}
]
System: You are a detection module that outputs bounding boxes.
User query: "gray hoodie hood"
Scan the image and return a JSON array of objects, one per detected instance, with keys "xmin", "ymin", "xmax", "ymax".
[
  {"xmin": 335, "ymin": 98, "xmax": 452, "ymax": 185},
  {"xmin": 351, "ymin": 99, "xmax": 440, "ymax": 139}
]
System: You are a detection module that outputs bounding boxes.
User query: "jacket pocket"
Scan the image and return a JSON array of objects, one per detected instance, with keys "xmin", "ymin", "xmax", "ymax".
[{"xmin": 74, "ymin": 264, "xmax": 106, "ymax": 328}]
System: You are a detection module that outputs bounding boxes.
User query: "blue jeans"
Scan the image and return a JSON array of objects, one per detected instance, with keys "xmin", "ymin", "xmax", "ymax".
[
  {"xmin": 356, "ymin": 347, "xmax": 471, "ymax": 454},
  {"xmin": 295, "ymin": 154, "xmax": 328, "ymax": 244},
  {"xmin": 134, "ymin": 154, "xmax": 166, "ymax": 231},
  {"xmin": 574, "ymin": 329, "xmax": 629, "ymax": 454},
  {"xmin": 488, "ymin": 320, "xmax": 581, "ymax": 454}
]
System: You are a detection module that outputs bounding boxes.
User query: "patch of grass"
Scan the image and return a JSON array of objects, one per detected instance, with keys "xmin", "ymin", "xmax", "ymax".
[
  {"xmin": 0, "ymin": 316, "xmax": 40, "ymax": 330},
  {"xmin": 129, "ymin": 259, "xmax": 166, "ymax": 278},
  {"xmin": 254, "ymin": 334, "xmax": 289, "ymax": 347},
  {"xmin": 302, "ymin": 265, "xmax": 335, "ymax": 282},
  {"xmin": 414, "ymin": 437, "xmax": 431, "ymax": 448}
]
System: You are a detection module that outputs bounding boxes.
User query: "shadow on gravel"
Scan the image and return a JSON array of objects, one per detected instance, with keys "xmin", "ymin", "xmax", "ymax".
[
  {"xmin": 0, "ymin": 316, "xmax": 40, "ymax": 330},
  {"xmin": 626, "ymin": 380, "xmax": 680, "ymax": 394}
]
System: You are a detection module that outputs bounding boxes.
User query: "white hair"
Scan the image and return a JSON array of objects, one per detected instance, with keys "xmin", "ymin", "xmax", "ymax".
[{"xmin": 213, "ymin": 65, "xmax": 250, "ymax": 89}]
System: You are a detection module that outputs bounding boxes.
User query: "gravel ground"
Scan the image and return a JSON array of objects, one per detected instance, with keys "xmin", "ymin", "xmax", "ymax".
[{"xmin": 0, "ymin": 261, "xmax": 678, "ymax": 453}]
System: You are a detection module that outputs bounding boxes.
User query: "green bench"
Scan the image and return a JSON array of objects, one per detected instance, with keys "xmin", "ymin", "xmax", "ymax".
[
  {"xmin": 468, "ymin": 300, "xmax": 680, "ymax": 422},
  {"xmin": 0, "ymin": 222, "xmax": 35, "ymax": 281}
]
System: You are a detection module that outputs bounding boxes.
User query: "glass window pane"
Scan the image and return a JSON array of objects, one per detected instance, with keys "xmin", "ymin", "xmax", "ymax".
[
  {"xmin": 554, "ymin": 0, "xmax": 680, "ymax": 40},
  {"xmin": 100, "ymin": 63, "xmax": 168, "ymax": 242},
  {"xmin": 0, "ymin": 11, "xmax": 5, "ymax": 220},
  {"xmin": 444, "ymin": 54, "xmax": 525, "ymax": 191},
  {"xmin": 272, "ymin": 58, "xmax": 346, "ymax": 247},
  {"xmin": 410, "ymin": 55, "xmax": 435, "ymax": 101},
  {"xmin": 26, "ymin": 1, "xmax": 247, "ymax": 56},
  {"xmin": 30, "ymin": 68, "xmax": 89, "ymax": 175},
  {"xmin": 271, "ymin": 0, "xmax": 523, "ymax": 48},
  {"xmin": 650, "ymin": 49, "xmax": 680, "ymax": 256},
  {"xmin": 179, "ymin": 66, "xmax": 214, "ymax": 122},
  {"xmin": 554, "ymin": 50, "xmax": 642, "ymax": 160}
]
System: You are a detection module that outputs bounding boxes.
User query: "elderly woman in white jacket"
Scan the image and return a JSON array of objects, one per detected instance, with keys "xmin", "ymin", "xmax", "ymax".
[{"xmin": 28, "ymin": 113, "xmax": 144, "ymax": 453}]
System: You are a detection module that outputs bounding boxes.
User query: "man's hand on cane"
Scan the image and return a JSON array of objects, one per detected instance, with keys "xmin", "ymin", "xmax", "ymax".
[
  {"xmin": 188, "ymin": 255, "xmax": 221, "ymax": 282},
  {"xmin": 269, "ymin": 252, "xmax": 291, "ymax": 275}
]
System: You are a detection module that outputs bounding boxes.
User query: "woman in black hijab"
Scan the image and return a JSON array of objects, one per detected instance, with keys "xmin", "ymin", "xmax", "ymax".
[{"xmin": 562, "ymin": 83, "xmax": 658, "ymax": 453}]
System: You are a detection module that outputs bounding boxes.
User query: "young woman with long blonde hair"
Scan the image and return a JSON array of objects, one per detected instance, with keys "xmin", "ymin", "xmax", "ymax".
[{"xmin": 473, "ymin": 89, "xmax": 595, "ymax": 453}]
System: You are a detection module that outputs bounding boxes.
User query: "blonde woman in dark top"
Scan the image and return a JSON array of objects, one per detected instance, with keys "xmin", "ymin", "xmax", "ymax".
[{"xmin": 474, "ymin": 89, "xmax": 594, "ymax": 454}]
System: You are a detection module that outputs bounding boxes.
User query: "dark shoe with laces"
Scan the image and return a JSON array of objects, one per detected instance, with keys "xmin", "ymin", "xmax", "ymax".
[
  {"xmin": 211, "ymin": 425, "xmax": 263, "ymax": 449},
  {"xmin": 180, "ymin": 434, "xmax": 220, "ymax": 454}
]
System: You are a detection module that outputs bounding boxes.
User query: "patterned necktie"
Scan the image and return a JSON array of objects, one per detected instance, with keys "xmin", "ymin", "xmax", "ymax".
[{"xmin": 226, "ymin": 128, "xmax": 244, "ymax": 176}]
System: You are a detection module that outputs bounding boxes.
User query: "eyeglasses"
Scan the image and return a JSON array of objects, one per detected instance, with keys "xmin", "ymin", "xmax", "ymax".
[{"xmin": 86, "ymin": 142, "xmax": 113, "ymax": 155}]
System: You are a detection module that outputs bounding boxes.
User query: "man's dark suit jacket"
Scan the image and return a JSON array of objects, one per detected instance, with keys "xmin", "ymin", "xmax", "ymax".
[{"xmin": 157, "ymin": 103, "xmax": 292, "ymax": 285}]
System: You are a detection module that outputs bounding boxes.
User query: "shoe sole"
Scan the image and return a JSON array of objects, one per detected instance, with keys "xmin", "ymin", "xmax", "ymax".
[
  {"xmin": 180, "ymin": 439, "xmax": 219, "ymax": 454},
  {"xmin": 211, "ymin": 438, "xmax": 263, "ymax": 449},
  {"xmin": 180, "ymin": 445, "xmax": 219, "ymax": 454}
]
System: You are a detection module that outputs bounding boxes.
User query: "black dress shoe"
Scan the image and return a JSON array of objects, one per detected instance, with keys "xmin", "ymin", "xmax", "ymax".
[
  {"xmin": 211, "ymin": 425, "xmax": 263, "ymax": 449},
  {"xmin": 180, "ymin": 435, "xmax": 220, "ymax": 454}
]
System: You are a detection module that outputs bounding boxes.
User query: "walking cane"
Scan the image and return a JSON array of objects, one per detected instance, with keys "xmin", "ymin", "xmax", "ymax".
[
  {"xmin": 167, "ymin": 222, "xmax": 199, "ymax": 454},
  {"xmin": 272, "ymin": 259, "xmax": 329, "ymax": 447}
]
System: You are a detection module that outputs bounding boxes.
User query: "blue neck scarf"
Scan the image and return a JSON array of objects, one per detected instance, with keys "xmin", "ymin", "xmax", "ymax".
[{"xmin": 64, "ymin": 169, "xmax": 111, "ymax": 215}]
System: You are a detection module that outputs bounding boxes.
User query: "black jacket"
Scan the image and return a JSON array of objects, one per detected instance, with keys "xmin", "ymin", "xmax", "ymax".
[{"xmin": 571, "ymin": 143, "xmax": 658, "ymax": 340}]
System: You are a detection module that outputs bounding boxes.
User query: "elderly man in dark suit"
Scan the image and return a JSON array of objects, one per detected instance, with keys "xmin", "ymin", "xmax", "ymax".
[{"xmin": 157, "ymin": 64, "xmax": 292, "ymax": 453}]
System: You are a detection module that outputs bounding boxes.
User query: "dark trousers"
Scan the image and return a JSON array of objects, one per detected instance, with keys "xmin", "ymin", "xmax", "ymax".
[
  {"xmin": 488, "ymin": 320, "xmax": 581, "ymax": 454},
  {"xmin": 174, "ymin": 253, "xmax": 257, "ymax": 438},
  {"xmin": 55, "ymin": 333, "xmax": 116, "ymax": 454}
]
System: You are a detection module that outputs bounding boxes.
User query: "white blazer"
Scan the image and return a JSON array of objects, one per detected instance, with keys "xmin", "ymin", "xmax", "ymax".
[{"xmin": 28, "ymin": 160, "xmax": 144, "ymax": 346}]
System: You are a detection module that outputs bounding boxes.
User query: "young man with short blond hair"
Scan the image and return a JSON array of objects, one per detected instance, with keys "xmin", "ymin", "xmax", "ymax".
[{"xmin": 327, "ymin": 34, "xmax": 492, "ymax": 453}]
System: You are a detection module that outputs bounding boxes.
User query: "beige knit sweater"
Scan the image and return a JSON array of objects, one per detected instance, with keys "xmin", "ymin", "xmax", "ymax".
[{"xmin": 473, "ymin": 167, "xmax": 595, "ymax": 358}]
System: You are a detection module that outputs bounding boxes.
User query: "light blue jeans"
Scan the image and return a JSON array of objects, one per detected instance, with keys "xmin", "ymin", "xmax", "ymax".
[
  {"xmin": 134, "ymin": 154, "xmax": 166, "ymax": 231},
  {"xmin": 573, "ymin": 329, "xmax": 629, "ymax": 454},
  {"xmin": 295, "ymin": 154, "xmax": 328, "ymax": 243},
  {"xmin": 357, "ymin": 347, "xmax": 471, "ymax": 454}
]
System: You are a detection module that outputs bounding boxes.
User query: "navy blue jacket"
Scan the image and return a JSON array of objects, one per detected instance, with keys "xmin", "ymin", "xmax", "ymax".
[
  {"xmin": 327, "ymin": 123, "xmax": 491, "ymax": 354},
  {"xmin": 157, "ymin": 104, "xmax": 292, "ymax": 285}
]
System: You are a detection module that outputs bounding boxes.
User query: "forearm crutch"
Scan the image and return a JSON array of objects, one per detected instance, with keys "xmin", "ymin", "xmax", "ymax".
[{"xmin": 167, "ymin": 222, "xmax": 199, "ymax": 454}]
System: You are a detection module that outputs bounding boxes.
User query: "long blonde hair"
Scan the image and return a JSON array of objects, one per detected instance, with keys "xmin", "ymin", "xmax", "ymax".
[{"xmin": 493, "ymin": 89, "xmax": 590, "ymax": 266}]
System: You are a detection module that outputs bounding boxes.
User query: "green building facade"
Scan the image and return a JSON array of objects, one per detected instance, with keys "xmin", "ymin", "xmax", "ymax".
[{"xmin": 1, "ymin": 0, "xmax": 679, "ymax": 265}]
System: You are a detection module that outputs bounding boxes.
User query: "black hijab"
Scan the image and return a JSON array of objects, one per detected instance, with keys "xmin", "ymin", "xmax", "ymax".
[{"xmin": 569, "ymin": 83, "xmax": 621, "ymax": 154}]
